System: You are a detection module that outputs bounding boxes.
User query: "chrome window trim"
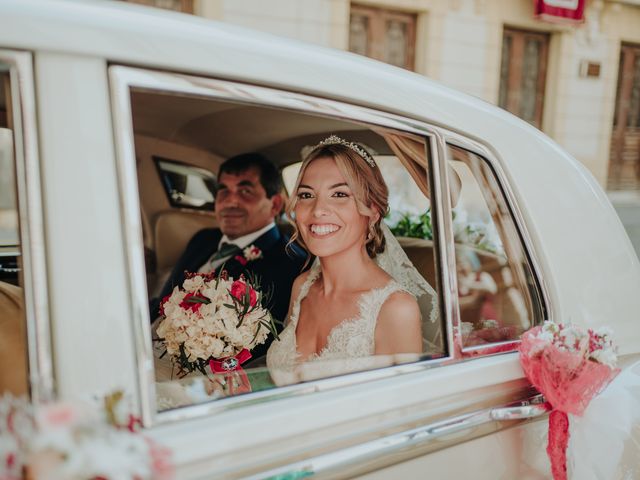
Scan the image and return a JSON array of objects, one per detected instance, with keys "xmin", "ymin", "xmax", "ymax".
[
  {"xmin": 0, "ymin": 50, "xmax": 54, "ymax": 402},
  {"xmin": 108, "ymin": 65, "xmax": 546, "ymax": 426},
  {"xmin": 440, "ymin": 131, "xmax": 552, "ymax": 356},
  {"xmin": 427, "ymin": 130, "xmax": 460, "ymax": 359}
]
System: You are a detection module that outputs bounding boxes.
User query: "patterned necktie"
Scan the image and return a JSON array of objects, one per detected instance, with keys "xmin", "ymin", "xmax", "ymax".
[{"xmin": 209, "ymin": 242, "xmax": 241, "ymax": 265}]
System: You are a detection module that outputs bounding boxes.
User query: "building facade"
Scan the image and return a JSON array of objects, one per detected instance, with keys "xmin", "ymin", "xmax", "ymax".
[{"xmin": 127, "ymin": 0, "xmax": 640, "ymax": 252}]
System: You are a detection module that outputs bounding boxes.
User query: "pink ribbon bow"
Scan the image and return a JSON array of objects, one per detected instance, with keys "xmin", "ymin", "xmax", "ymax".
[{"xmin": 209, "ymin": 348, "xmax": 252, "ymax": 373}]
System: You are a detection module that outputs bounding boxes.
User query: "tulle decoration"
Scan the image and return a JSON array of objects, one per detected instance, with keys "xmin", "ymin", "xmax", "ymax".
[{"xmin": 519, "ymin": 324, "xmax": 619, "ymax": 480}]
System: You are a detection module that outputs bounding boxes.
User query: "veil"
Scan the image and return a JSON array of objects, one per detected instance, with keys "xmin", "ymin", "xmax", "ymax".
[{"xmin": 375, "ymin": 223, "xmax": 442, "ymax": 353}]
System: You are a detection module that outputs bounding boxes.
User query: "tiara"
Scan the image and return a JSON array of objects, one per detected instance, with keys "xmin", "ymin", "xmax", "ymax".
[{"xmin": 315, "ymin": 135, "xmax": 376, "ymax": 168}]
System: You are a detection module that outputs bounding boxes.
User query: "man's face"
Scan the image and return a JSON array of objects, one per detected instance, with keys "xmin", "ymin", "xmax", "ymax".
[{"xmin": 214, "ymin": 167, "xmax": 282, "ymax": 240}]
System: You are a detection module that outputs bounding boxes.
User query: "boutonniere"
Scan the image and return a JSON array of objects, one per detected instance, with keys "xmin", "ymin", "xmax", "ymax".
[{"xmin": 234, "ymin": 244, "xmax": 263, "ymax": 266}]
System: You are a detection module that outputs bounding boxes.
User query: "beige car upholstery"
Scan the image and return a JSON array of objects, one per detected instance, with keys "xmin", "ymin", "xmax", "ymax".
[
  {"xmin": 150, "ymin": 209, "xmax": 217, "ymax": 296},
  {"xmin": 396, "ymin": 237, "xmax": 442, "ymax": 353},
  {"xmin": 397, "ymin": 236, "xmax": 529, "ymax": 351},
  {"xmin": 0, "ymin": 280, "xmax": 27, "ymax": 395}
]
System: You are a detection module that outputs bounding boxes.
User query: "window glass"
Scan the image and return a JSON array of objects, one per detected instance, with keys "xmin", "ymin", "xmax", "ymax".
[
  {"xmin": 0, "ymin": 67, "xmax": 28, "ymax": 397},
  {"xmin": 447, "ymin": 144, "xmax": 544, "ymax": 349},
  {"xmin": 128, "ymin": 88, "xmax": 443, "ymax": 411},
  {"xmin": 155, "ymin": 157, "xmax": 216, "ymax": 210}
]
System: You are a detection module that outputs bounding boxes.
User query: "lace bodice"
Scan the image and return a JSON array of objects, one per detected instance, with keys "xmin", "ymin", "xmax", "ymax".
[{"xmin": 266, "ymin": 264, "xmax": 405, "ymax": 382}]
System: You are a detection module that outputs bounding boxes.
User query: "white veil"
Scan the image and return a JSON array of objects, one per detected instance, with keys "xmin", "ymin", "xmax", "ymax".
[{"xmin": 375, "ymin": 223, "xmax": 442, "ymax": 353}]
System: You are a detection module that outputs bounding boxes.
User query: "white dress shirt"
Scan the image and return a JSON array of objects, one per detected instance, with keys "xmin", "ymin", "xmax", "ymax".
[{"xmin": 197, "ymin": 221, "xmax": 276, "ymax": 273}]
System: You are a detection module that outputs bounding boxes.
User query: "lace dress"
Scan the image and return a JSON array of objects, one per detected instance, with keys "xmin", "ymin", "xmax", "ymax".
[{"xmin": 266, "ymin": 264, "xmax": 407, "ymax": 385}]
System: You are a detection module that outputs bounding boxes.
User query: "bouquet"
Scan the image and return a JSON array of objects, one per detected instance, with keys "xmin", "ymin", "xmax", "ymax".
[
  {"xmin": 156, "ymin": 269, "xmax": 277, "ymax": 392},
  {"xmin": 0, "ymin": 391, "xmax": 173, "ymax": 480},
  {"xmin": 519, "ymin": 321, "xmax": 619, "ymax": 480}
]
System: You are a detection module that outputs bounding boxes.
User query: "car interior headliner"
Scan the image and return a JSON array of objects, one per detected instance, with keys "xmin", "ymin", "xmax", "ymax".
[{"xmin": 131, "ymin": 90, "xmax": 395, "ymax": 166}]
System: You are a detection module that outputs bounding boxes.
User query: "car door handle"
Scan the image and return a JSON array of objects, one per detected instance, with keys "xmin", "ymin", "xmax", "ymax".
[
  {"xmin": 490, "ymin": 402, "xmax": 551, "ymax": 421},
  {"xmin": 256, "ymin": 395, "xmax": 550, "ymax": 479}
]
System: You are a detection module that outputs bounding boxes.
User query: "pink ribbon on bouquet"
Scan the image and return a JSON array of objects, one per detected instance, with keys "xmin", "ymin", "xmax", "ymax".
[
  {"xmin": 209, "ymin": 349, "xmax": 253, "ymax": 396},
  {"xmin": 209, "ymin": 348, "xmax": 252, "ymax": 373}
]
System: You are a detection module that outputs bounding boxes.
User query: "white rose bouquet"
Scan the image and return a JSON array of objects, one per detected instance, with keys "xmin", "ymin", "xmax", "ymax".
[{"xmin": 156, "ymin": 270, "xmax": 277, "ymax": 379}]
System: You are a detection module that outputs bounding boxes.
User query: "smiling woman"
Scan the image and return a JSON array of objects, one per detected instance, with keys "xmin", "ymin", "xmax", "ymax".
[
  {"xmin": 265, "ymin": 138, "xmax": 423, "ymax": 380},
  {"xmin": 126, "ymin": 84, "xmax": 444, "ymax": 408}
]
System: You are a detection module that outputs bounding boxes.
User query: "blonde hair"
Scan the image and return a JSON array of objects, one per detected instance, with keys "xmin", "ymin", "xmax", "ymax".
[{"xmin": 287, "ymin": 143, "xmax": 389, "ymax": 259}]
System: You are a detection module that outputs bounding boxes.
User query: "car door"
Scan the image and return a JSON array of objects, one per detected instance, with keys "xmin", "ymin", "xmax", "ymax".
[{"xmin": 107, "ymin": 66, "xmax": 553, "ymax": 479}]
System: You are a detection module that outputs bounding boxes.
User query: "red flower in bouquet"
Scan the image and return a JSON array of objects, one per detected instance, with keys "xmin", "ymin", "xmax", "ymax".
[
  {"xmin": 519, "ymin": 321, "xmax": 619, "ymax": 480},
  {"xmin": 230, "ymin": 279, "xmax": 257, "ymax": 307},
  {"xmin": 178, "ymin": 292, "xmax": 208, "ymax": 313}
]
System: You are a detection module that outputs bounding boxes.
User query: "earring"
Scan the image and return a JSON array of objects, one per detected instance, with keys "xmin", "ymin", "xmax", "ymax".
[{"xmin": 367, "ymin": 223, "xmax": 375, "ymax": 242}]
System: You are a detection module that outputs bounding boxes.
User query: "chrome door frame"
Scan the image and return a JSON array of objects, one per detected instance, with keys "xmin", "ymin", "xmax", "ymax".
[{"xmin": 0, "ymin": 50, "xmax": 54, "ymax": 402}]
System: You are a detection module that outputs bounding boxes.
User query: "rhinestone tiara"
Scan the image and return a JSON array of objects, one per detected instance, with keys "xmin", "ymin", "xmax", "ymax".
[{"xmin": 314, "ymin": 135, "xmax": 376, "ymax": 168}]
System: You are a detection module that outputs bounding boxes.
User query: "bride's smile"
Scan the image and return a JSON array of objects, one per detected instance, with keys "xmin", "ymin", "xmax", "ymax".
[{"xmin": 309, "ymin": 223, "xmax": 340, "ymax": 237}]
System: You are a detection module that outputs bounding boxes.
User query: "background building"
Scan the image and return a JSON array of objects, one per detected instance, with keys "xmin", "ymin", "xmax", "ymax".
[{"xmin": 125, "ymin": 0, "xmax": 640, "ymax": 255}]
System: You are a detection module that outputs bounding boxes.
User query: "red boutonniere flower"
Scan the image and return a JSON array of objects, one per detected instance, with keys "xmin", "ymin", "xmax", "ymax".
[{"xmin": 233, "ymin": 244, "xmax": 262, "ymax": 266}]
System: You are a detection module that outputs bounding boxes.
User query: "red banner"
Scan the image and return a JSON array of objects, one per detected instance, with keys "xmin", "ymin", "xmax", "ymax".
[{"xmin": 534, "ymin": 0, "xmax": 585, "ymax": 23}]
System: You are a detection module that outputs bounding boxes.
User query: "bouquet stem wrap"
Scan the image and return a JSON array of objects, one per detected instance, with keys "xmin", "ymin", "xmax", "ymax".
[{"xmin": 209, "ymin": 349, "xmax": 252, "ymax": 395}]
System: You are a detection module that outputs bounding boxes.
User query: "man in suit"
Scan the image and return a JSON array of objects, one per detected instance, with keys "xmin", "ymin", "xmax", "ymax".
[{"xmin": 150, "ymin": 153, "xmax": 307, "ymax": 359}]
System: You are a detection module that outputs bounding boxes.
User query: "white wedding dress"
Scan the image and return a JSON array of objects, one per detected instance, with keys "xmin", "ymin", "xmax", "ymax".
[{"xmin": 266, "ymin": 262, "xmax": 410, "ymax": 384}]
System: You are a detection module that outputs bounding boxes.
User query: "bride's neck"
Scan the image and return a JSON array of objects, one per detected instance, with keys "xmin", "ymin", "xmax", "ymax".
[{"xmin": 318, "ymin": 246, "xmax": 375, "ymax": 296}]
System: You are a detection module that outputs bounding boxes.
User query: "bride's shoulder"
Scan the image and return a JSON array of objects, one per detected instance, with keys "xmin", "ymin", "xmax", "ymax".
[
  {"xmin": 374, "ymin": 290, "xmax": 422, "ymax": 354},
  {"xmin": 377, "ymin": 289, "xmax": 420, "ymax": 328},
  {"xmin": 380, "ymin": 289, "xmax": 419, "ymax": 314}
]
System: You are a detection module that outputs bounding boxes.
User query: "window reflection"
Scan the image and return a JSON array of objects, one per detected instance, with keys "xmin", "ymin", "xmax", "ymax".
[
  {"xmin": 448, "ymin": 144, "xmax": 543, "ymax": 349},
  {"xmin": 0, "ymin": 68, "xmax": 28, "ymax": 397}
]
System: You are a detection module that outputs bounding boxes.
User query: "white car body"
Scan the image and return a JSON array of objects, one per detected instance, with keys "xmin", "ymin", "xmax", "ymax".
[{"xmin": 1, "ymin": 0, "xmax": 639, "ymax": 478}]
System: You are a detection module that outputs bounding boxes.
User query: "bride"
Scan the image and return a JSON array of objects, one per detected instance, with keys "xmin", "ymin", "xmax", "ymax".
[{"xmin": 267, "ymin": 135, "xmax": 426, "ymax": 377}]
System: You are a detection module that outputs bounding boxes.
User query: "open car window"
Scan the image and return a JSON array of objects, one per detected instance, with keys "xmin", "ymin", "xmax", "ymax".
[{"xmin": 124, "ymin": 85, "xmax": 445, "ymax": 412}]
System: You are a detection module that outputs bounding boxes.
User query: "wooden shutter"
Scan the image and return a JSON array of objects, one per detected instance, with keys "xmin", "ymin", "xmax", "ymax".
[
  {"xmin": 608, "ymin": 43, "xmax": 640, "ymax": 191},
  {"xmin": 498, "ymin": 28, "xmax": 550, "ymax": 129},
  {"xmin": 349, "ymin": 4, "xmax": 416, "ymax": 71}
]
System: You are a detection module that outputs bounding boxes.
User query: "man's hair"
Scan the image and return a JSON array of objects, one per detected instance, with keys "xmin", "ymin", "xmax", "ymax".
[{"xmin": 218, "ymin": 153, "xmax": 282, "ymax": 198}]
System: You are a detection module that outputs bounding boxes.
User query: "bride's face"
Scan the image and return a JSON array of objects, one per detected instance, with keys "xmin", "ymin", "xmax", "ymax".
[{"xmin": 294, "ymin": 156, "xmax": 369, "ymax": 259}]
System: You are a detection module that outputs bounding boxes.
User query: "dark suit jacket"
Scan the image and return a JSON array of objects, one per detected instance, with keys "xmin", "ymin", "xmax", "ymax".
[{"xmin": 150, "ymin": 225, "xmax": 307, "ymax": 359}]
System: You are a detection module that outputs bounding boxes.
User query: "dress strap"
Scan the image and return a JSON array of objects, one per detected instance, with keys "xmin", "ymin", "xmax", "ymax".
[
  {"xmin": 358, "ymin": 281, "xmax": 406, "ymax": 334},
  {"xmin": 289, "ymin": 263, "xmax": 321, "ymax": 327}
]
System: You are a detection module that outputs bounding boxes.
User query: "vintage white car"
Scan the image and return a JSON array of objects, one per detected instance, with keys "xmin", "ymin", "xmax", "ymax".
[{"xmin": 1, "ymin": 0, "xmax": 639, "ymax": 478}]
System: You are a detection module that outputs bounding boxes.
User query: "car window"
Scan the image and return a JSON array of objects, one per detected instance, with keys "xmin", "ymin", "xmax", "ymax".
[
  {"xmin": 155, "ymin": 156, "xmax": 216, "ymax": 210},
  {"xmin": 0, "ymin": 66, "xmax": 28, "ymax": 397},
  {"xmin": 447, "ymin": 144, "xmax": 545, "ymax": 350},
  {"xmin": 122, "ymin": 84, "xmax": 445, "ymax": 412}
]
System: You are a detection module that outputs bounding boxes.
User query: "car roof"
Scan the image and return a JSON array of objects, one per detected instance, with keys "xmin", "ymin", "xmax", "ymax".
[
  {"xmin": 4, "ymin": 0, "xmax": 640, "ymax": 354},
  {"xmin": 1, "ymin": 0, "xmax": 522, "ymax": 135}
]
